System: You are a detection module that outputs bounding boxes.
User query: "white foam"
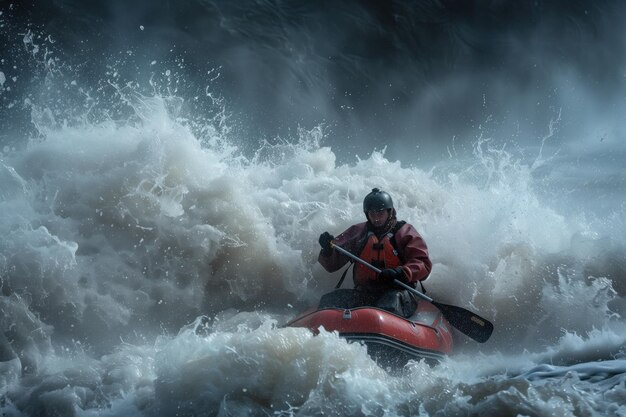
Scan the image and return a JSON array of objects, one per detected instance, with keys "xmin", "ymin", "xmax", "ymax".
[{"xmin": 1, "ymin": 23, "xmax": 625, "ymax": 416}]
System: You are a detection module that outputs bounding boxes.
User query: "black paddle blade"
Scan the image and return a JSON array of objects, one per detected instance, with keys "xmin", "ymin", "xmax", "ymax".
[{"xmin": 434, "ymin": 302, "xmax": 494, "ymax": 343}]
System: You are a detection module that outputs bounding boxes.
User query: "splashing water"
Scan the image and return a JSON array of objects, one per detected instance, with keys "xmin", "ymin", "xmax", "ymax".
[{"xmin": 1, "ymin": 9, "xmax": 626, "ymax": 417}]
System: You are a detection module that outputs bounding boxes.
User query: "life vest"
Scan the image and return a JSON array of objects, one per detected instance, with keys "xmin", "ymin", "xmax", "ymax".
[{"xmin": 354, "ymin": 229, "xmax": 403, "ymax": 285}]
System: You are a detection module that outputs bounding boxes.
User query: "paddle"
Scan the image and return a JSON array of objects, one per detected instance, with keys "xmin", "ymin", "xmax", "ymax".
[{"xmin": 330, "ymin": 242, "xmax": 494, "ymax": 343}]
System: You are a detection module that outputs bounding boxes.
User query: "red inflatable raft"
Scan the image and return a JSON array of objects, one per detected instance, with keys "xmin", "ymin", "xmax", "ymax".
[{"xmin": 286, "ymin": 299, "xmax": 454, "ymax": 366}]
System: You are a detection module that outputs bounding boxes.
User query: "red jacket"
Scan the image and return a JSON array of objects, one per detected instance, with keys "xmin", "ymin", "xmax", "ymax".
[{"xmin": 318, "ymin": 221, "xmax": 432, "ymax": 289}]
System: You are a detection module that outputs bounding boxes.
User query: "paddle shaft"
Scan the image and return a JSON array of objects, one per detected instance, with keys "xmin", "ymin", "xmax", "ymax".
[{"xmin": 331, "ymin": 242, "xmax": 434, "ymax": 303}]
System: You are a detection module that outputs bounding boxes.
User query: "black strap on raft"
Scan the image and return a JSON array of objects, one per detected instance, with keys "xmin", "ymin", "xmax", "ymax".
[{"xmin": 335, "ymin": 261, "xmax": 354, "ymax": 289}]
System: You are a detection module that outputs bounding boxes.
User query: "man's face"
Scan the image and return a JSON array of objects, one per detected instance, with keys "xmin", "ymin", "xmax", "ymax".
[{"xmin": 367, "ymin": 209, "xmax": 390, "ymax": 227}]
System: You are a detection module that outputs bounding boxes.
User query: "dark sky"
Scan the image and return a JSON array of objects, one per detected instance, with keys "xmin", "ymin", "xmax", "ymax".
[{"xmin": 3, "ymin": 0, "xmax": 625, "ymax": 162}]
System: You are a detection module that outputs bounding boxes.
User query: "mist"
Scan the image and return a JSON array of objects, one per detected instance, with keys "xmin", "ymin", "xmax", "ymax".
[
  {"xmin": 1, "ymin": 2, "xmax": 626, "ymax": 416},
  {"xmin": 4, "ymin": 1, "xmax": 626, "ymax": 162}
]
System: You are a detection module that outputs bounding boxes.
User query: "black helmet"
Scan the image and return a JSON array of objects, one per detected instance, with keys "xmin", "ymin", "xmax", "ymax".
[{"xmin": 363, "ymin": 188, "xmax": 394, "ymax": 213}]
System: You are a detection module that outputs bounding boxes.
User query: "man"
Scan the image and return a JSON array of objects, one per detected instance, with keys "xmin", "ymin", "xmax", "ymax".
[{"xmin": 317, "ymin": 188, "xmax": 432, "ymax": 317}]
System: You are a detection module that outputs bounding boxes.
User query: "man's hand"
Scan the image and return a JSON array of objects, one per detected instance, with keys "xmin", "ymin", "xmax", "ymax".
[
  {"xmin": 378, "ymin": 267, "xmax": 407, "ymax": 284},
  {"xmin": 318, "ymin": 232, "xmax": 335, "ymax": 253}
]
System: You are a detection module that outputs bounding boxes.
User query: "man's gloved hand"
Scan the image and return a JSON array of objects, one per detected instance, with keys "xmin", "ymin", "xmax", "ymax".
[
  {"xmin": 318, "ymin": 232, "xmax": 335, "ymax": 253},
  {"xmin": 378, "ymin": 267, "xmax": 408, "ymax": 284}
]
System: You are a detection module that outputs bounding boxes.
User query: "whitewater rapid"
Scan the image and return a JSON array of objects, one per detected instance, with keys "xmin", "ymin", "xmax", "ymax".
[
  {"xmin": 1, "ymin": 89, "xmax": 625, "ymax": 415},
  {"xmin": 1, "ymin": 9, "xmax": 626, "ymax": 417}
]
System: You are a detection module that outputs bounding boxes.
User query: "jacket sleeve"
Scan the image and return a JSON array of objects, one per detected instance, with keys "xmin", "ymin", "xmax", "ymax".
[
  {"xmin": 395, "ymin": 223, "xmax": 432, "ymax": 282},
  {"xmin": 317, "ymin": 223, "xmax": 366, "ymax": 272}
]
